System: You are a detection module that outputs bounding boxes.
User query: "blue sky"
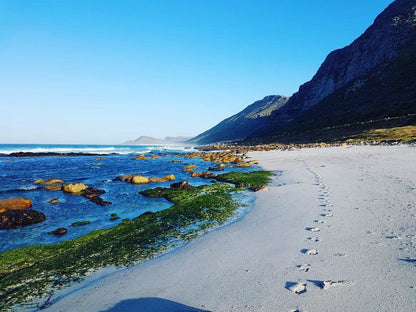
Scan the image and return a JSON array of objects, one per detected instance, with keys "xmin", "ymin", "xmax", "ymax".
[{"xmin": 0, "ymin": 0, "xmax": 393, "ymax": 144}]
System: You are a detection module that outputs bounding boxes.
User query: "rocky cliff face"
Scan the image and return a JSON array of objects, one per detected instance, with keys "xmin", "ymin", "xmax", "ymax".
[
  {"xmin": 189, "ymin": 95, "xmax": 289, "ymax": 144},
  {"xmin": 286, "ymin": 0, "xmax": 416, "ymax": 112},
  {"xmin": 192, "ymin": 0, "xmax": 416, "ymax": 144}
]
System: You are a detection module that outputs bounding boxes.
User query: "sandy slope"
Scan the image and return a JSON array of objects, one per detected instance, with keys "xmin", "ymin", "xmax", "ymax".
[{"xmin": 46, "ymin": 146, "xmax": 416, "ymax": 312}]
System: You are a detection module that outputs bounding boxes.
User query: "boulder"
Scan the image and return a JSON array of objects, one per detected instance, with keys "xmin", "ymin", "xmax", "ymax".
[
  {"xmin": 33, "ymin": 178, "xmax": 45, "ymax": 184},
  {"xmin": 208, "ymin": 165, "xmax": 224, "ymax": 171},
  {"xmin": 132, "ymin": 175, "xmax": 150, "ymax": 184},
  {"xmin": 0, "ymin": 198, "xmax": 32, "ymax": 211},
  {"xmin": 63, "ymin": 183, "xmax": 88, "ymax": 194},
  {"xmin": 149, "ymin": 174, "xmax": 176, "ymax": 183},
  {"xmin": 81, "ymin": 187, "xmax": 105, "ymax": 199},
  {"xmin": 236, "ymin": 163, "xmax": 250, "ymax": 168},
  {"xmin": 170, "ymin": 181, "xmax": 193, "ymax": 189},
  {"xmin": 48, "ymin": 227, "xmax": 67, "ymax": 235},
  {"xmin": 0, "ymin": 209, "xmax": 46, "ymax": 230},
  {"xmin": 45, "ymin": 178, "xmax": 65, "ymax": 185},
  {"xmin": 48, "ymin": 198, "xmax": 59, "ymax": 204},
  {"xmin": 45, "ymin": 183, "xmax": 64, "ymax": 191}
]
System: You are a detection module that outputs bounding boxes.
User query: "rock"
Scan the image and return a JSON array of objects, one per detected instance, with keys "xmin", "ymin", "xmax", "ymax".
[
  {"xmin": 0, "ymin": 198, "xmax": 32, "ymax": 211},
  {"xmin": 63, "ymin": 183, "xmax": 88, "ymax": 194},
  {"xmin": 248, "ymin": 185, "xmax": 266, "ymax": 192},
  {"xmin": 81, "ymin": 187, "xmax": 105, "ymax": 199},
  {"xmin": 149, "ymin": 175, "xmax": 176, "ymax": 183},
  {"xmin": 208, "ymin": 165, "xmax": 224, "ymax": 171},
  {"xmin": 236, "ymin": 163, "xmax": 250, "ymax": 167},
  {"xmin": 48, "ymin": 198, "xmax": 59, "ymax": 204},
  {"xmin": 0, "ymin": 209, "xmax": 46, "ymax": 229},
  {"xmin": 170, "ymin": 181, "xmax": 193, "ymax": 189},
  {"xmin": 189, "ymin": 172, "xmax": 216, "ymax": 179},
  {"xmin": 116, "ymin": 174, "xmax": 149, "ymax": 184},
  {"xmin": 42, "ymin": 178, "xmax": 65, "ymax": 191},
  {"xmin": 45, "ymin": 183, "xmax": 64, "ymax": 191},
  {"xmin": 88, "ymin": 197, "xmax": 112, "ymax": 206},
  {"xmin": 182, "ymin": 165, "xmax": 196, "ymax": 172},
  {"xmin": 33, "ymin": 178, "xmax": 45, "ymax": 184},
  {"xmin": 45, "ymin": 178, "xmax": 65, "ymax": 185},
  {"xmin": 48, "ymin": 227, "xmax": 67, "ymax": 235},
  {"xmin": 132, "ymin": 175, "xmax": 150, "ymax": 184},
  {"xmin": 135, "ymin": 154, "xmax": 149, "ymax": 160}
]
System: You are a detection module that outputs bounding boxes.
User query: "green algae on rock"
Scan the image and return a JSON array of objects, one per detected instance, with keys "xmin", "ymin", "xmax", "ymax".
[
  {"xmin": 216, "ymin": 171, "xmax": 273, "ymax": 189},
  {"xmin": 0, "ymin": 171, "xmax": 270, "ymax": 311}
]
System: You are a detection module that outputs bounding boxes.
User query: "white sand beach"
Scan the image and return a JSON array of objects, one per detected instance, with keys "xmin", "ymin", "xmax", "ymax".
[{"xmin": 47, "ymin": 145, "xmax": 416, "ymax": 312}]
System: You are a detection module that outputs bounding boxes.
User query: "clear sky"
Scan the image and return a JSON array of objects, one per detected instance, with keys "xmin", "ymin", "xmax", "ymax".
[{"xmin": 0, "ymin": 0, "xmax": 393, "ymax": 144}]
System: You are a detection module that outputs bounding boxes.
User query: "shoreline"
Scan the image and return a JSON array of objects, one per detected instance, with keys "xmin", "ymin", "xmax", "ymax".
[{"xmin": 44, "ymin": 145, "xmax": 416, "ymax": 312}]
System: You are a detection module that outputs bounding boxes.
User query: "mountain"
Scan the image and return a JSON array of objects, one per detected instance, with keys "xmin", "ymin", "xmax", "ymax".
[
  {"xmin": 191, "ymin": 0, "xmax": 416, "ymax": 144},
  {"xmin": 123, "ymin": 136, "xmax": 192, "ymax": 145},
  {"xmin": 189, "ymin": 95, "xmax": 289, "ymax": 144}
]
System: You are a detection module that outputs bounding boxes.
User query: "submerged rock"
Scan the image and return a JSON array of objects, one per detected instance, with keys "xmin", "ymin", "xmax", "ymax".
[
  {"xmin": 135, "ymin": 154, "xmax": 149, "ymax": 160},
  {"xmin": 0, "ymin": 198, "xmax": 32, "ymax": 212},
  {"xmin": 48, "ymin": 227, "xmax": 68, "ymax": 235},
  {"xmin": 0, "ymin": 209, "xmax": 46, "ymax": 229},
  {"xmin": 208, "ymin": 165, "xmax": 224, "ymax": 171}
]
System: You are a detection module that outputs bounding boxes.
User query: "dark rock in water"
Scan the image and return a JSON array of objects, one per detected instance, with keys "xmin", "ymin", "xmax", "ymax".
[
  {"xmin": 80, "ymin": 187, "xmax": 111, "ymax": 206},
  {"xmin": 88, "ymin": 197, "xmax": 112, "ymax": 206},
  {"xmin": 109, "ymin": 216, "xmax": 120, "ymax": 221},
  {"xmin": 208, "ymin": 165, "xmax": 224, "ymax": 171},
  {"xmin": 0, "ymin": 209, "xmax": 46, "ymax": 230},
  {"xmin": 170, "ymin": 181, "xmax": 193, "ymax": 189},
  {"xmin": 249, "ymin": 185, "xmax": 266, "ymax": 192},
  {"xmin": 48, "ymin": 227, "xmax": 68, "ymax": 235},
  {"xmin": 81, "ymin": 187, "xmax": 106, "ymax": 199},
  {"xmin": 48, "ymin": 198, "xmax": 59, "ymax": 204}
]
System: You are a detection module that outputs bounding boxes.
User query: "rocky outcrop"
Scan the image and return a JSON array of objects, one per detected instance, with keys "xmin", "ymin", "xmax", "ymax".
[
  {"xmin": 189, "ymin": 95, "xmax": 289, "ymax": 144},
  {"xmin": 192, "ymin": 1, "xmax": 416, "ymax": 144},
  {"xmin": 0, "ymin": 209, "xmax": 46, "ymax": 229}
]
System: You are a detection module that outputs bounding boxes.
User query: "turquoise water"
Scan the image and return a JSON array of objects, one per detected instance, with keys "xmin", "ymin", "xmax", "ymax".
[{"xmin": 0, "ymin": 144, "xmax": 256, "ymax": 253}]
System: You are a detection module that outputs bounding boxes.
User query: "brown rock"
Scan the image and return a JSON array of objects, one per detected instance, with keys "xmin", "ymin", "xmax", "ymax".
[
  {"xmin": 45, "ymin": 183, "xmax": 63, "ymax": 191},
  {"xmin": 33, "ymin": 178, "xmax": 46, "ymax": 184},
  {"xmin": 0, "ymin": 198, "xmax": 32, "ymax": 211},
  {"xmin": 170, "ymin": 181, "xmax": 193, "ymax": 189},
  {"xmin": 48, "ymin": 227, "xmax": 67, "ymax": 235},
  {"xmin": 135, "ymin": 154, "xmax": 149, "ymax": 160},
  {"xmin": 149, "ymin": 174, "xmax": 176, "ymax": 183},
  {"xmin": 131, "ymin": 175, "xmax": 150, "ymax": 184},
  {"xmin": 48, "ymin": 198, "xmax": 59, "ymax": 204},
  {"xmin": 45, "ymin": 178, "xmax": 65, "ymax": 185}
]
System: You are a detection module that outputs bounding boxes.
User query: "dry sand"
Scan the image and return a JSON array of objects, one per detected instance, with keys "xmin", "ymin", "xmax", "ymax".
[{"xmin": 46, "ymin": 145, "xmax": 416, "ymax": 312}]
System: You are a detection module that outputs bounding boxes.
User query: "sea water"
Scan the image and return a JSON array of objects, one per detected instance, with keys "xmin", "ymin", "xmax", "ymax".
[{"xmin": 0, "ymin": 144, "xmax": 256, "ymax": 253}]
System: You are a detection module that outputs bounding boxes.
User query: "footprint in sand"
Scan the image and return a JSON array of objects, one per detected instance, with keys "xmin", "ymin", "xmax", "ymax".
[
  {"xmin": 307, "ymin": 237, "xmax": 320, "ymax": 242},
  {"xmin": 285, "ymin": 282, "xmax": 307, "ymax": 294},
  {"xmin": 297, "ymin": 264, "xmax": 311, "ymax": 272},
  {"xmin": 306, "ymin": 227, "xmax": 320, "ymax": 232},
  {"xmin": 308, "ymin": 279, "xmax": 353, "ymax": 290},
  {"xmin": 301, "ymin": 248, "xmax": 318, "ymax": 255}
]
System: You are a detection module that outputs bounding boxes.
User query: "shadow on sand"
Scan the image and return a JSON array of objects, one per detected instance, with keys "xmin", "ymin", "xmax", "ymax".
[{"xmin": 100, "ymin": 297, "xmax": 210, "ymax": 312}]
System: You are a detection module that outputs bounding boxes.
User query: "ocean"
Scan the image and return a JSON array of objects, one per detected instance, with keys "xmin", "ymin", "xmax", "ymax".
[{"xmin": 0, "ymin": 144, "xmax": 255, "ymax": 253}]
